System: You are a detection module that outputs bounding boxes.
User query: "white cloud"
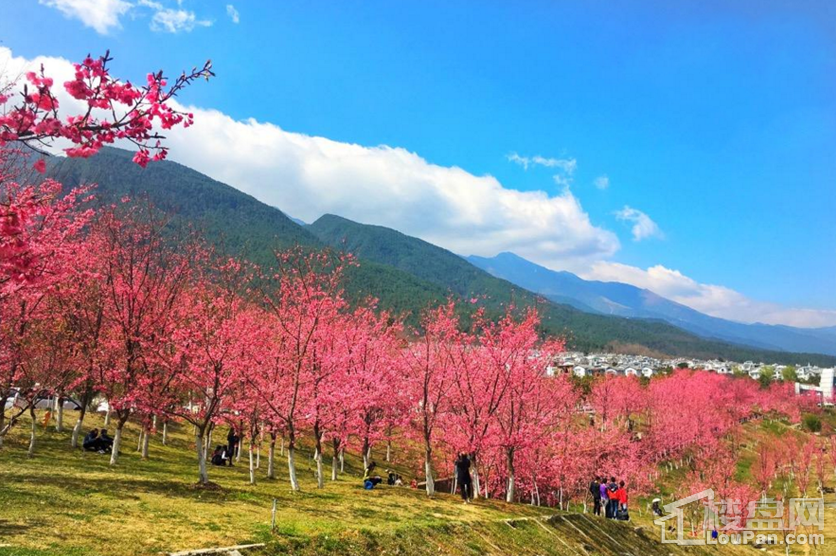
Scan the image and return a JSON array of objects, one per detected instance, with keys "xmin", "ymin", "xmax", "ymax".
[
  {"xmin": 150, "ymin": 8, "xmax": 211, "ymax": 32},
  {"xmin": 161, "ymin": 110, "xmax": 620, "ymax": 269},
  {"xmin": 585, "ymin": 262, "xmax": 836, "ymax": 327},
  {"xmin": 226, "ymin": 4, "xmax": 239, "ymax": 24},
  {"xmin": 39, "ymin": 0, "xmax": 132, "ymax": 34},
  {"xmin": 3, "ymin": 46, "xmax": 833, "ymax": 329},
  {"xmin": 615, "ymin": 205, "xmax": 663, "ymax": 241},
  {"xmin": 593, "ymin": 175, "xmax": 609, "ymax": 190},
  {"xmin": 507, "ymin": 152, "xmax": 577, "ymax": 174}
]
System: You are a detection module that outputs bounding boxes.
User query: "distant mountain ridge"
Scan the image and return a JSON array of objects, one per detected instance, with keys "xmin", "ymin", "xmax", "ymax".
[
  {"xmin": 467, "ymin": 252, "xmax": 836, "ymax": 357},
  {"xmin": 42, "ymin": 148, "xmax": 836, "ymax": 365}
]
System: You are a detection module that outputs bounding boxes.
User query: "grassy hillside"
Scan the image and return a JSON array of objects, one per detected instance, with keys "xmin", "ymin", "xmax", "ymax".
[
  {"xmin": 0, "ymin": 411, "xmax": 762, "ymax": 556},
  {"xmin": 43, "ymin": 149, "xmax": 836, "ymax": 365}
]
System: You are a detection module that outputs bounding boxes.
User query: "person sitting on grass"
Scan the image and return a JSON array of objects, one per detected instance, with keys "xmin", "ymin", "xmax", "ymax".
[
  {"xmin": 652, "ymin": 498, "xmax": 664, "ymax": 517},
  {"xmin": 363, "ymin": 461, "xmax": 383, "ymax": 489},
  {"xmin": 211, "ymin": 445, "xmax": 227, "ymax": 466},
  {"xmin": 83, "ymin": 428, "xmax": 103, "ymax": 452},
  {"xmin": 98, "ymin": 429, "xmax": 114, "ymax": 451}
]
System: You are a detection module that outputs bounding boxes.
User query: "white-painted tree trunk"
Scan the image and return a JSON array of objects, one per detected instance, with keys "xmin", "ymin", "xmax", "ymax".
[
  {"xmin": 287, "ymin": 446, "xmax": 300, "ymax": 491},
  {"xmin": 55, "ymin": 399, "xmax": 64, "ymax": 432},
  {"xmin": 340, "ymin": 449, "xmax": 345, "ymax": 472},
  {"xmin": 141, "ymin": 425, "xmax": 150, "ymax": 459},
  {"xmin": 315, "ymin": 450, "xmax": 324, "ymax": 489},
  {"xmin": 280, "ymin": 437, "xmax": 284, "ymax": 457},
  {"xmin": 136, "ymin": 428, "xmax": 143, "ymax": 452},
  {"xmin": 248, "ymin": 440, "xmax": 256, "ymax": 485},
  {"xmin": 71, "ymin": 418, "xmax": 83, "ymax": 448},
  {"xmin": 386, "ymin": 440, "xmax": 391, "ymax": 463},
  {"xmin": 162, "ymin": 421, "xmax": 168, "ymax": 445},
  {"xmin": 235, "ymin": 440, "xmax": 241, "ymax": 463},
  {"xmin": 196, "ymin": 433, "xmax": 208, "ymax": 484},
  {"xmin": 506, "ymin": 449, "xmax": 515, "ymax": 503},
  {"xmin": 109, "ymin": 427, "xmax": 123, "ymax": 465},
  {"xmin": 267, "ymin": 435, "xmax": 276, "ymax": 479},
  {"xmin": 27, "ymin": 407, "xmax": 37, "ymax": 457},
  {"xmin": 473, "ymin": 467, "xmax": 481, "ymax": 500},
  {"xmin": 332, "ymin": 454, "xmax": 338, "ymax": 481},
  {"xmin": 256, "ymin": 441, "xmax": 261, "ymax": 470},
  {"xmin": 425, "ymin": 457, "xmax": 435, "ymax": 496}
]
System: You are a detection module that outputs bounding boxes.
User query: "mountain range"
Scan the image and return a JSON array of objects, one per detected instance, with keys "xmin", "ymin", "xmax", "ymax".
[
  {"xmin": 44, "ymin": 148, "xmax": 836, "ymax": 366},
  {"xmin": 467, "ymin": 252, "xmax": 836, "ymax": 357}
]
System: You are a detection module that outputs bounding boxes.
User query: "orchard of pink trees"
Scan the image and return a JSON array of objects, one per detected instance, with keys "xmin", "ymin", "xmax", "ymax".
[{"xmin": 0, "ymin": 53, "xmax": 825, "ymax": 510}]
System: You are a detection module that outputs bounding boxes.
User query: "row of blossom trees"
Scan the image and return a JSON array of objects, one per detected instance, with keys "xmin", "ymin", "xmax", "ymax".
[{"xmin": 0, "ymin": 52, "xmax": 822, "ymax": 509}]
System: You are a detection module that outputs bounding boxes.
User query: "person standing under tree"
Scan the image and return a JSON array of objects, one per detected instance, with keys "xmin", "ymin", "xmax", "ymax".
[
  {"xmin": 226, "ymin": 427, "xmax": 240, "ymax": 467},
  {"xmin": 589, "ymin": 476, "xmax": 602, "ymax": 516},
  {"xmin": 455, "ymin": 453, "xmax": 473, "ymax": 503}
]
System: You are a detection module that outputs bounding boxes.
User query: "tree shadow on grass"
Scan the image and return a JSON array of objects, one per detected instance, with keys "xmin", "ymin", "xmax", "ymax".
[
  {"xmin": 0, "ymin": 519, "xmax": 33, "ymax": 536},
  {"xmin": 6, "ymin": 473, "xmax": 239, "ymax": 504}
]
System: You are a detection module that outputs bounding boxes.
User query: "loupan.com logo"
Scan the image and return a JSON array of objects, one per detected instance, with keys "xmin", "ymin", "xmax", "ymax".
[{"xmin": 654, "ymin": 489, "xmax": 825, "ymax": 546}]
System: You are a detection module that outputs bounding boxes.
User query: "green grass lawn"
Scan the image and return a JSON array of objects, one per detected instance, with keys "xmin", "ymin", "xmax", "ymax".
[
  {"xmin": 0, "ymin": 410, "xmax": 814, "ymax": 556},
  {"xmin": 0, "ymin": 412, "xmax": 560, "ymax": 555}
]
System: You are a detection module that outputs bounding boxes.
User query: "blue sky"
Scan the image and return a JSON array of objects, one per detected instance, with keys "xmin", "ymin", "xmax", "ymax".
[{"xmin": 1, "ymin": 0, "xmax": 834, "ymax": 326}]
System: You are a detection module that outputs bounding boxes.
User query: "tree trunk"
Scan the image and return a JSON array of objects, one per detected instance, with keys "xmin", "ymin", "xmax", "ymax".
[
  {"xmin": 424, "ymin": 448, "xmax": 435, "ymax": 496},
  {"xmin": 267, "ymin": 433, "xmax": 276, "ymax": 480},
  {"xmin": 315, "ymin": 450, "xmax": 324, "ymax": 489},
  {"xmin": 287, "ymin": 445, "xmax": 300, "ymax": 491},
  {"xmin": 505, "ymin": 448, "xmax": 515, "ymax": 503},
  {"xmin": 27, "ymin": 406, "xmax": 37, "ymax": 457},
  {"xmin": 104, "ymin": 405, "xmax": 111, "ymax": 427},
  {"xmin": 196, "ymin": 432, "xmax": 208, "ymax": 485},
  {"xmin": 340, "ymin": 449, "xmax": 345, "ymax": 472},
  {"xmin": 248, "ymin": 438, "xmax": 256, "ymax": 485},
  {"xmin": 71, "ymin": 405, "xmax": 88, "ymax": 448},
  {"xmin": 141, "ymin": 424, "xmax": 150, "ymax": 460},
  {"xmin": 331, "ymin": 438, "xmax": 340, "ymax": 481},
  {"xmin": 162, "ymin": 421, "xmax": 168, "ymax": 445},
  {"xmin": 110, "ymin": 411, "xmax": 131, "ymax": 465},
  {"xmin": 109, "ymin": 424, "xmax": 123, "ymax": 466},
  {"xmin": 386, "ymin": 439, "xmax": 391, "ymax": 463},
  {"xmin": 473, "ymin": 465, "xmax": 481, "ymax": 501},
  {"xmin": 314, "ymin": 424, "xmax": 324, "ymax": 489},
  {"xmin": 362, "ymin": 437, "xmax": 370, "ymax": 470},
  {"xmin": 280, "ymin": 436, "xmax": 284, "ymax": 457},
  {"xmin": 55, "ymin": 398, "xmax": 64, "ymax": 432},
  {"xmin": 0, "ymin": 404, "xmax": 6, "ymax": 449}
]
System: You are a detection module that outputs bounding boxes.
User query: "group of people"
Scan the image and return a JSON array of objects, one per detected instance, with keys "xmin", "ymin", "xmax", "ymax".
[
  {"xmin": 82, "ymin": 428, "xmax": 114, "ymax": 453},
  {"xmin": 589, "ymin": 476, "xmax": 629, "ymax": 520},
  {"xmin": 362, "ymin": 461, "xmax": 406, "ymax": 489},
  {"xmin": 211, "ymin": 428, "xmax": 241, "ymax": 466}
]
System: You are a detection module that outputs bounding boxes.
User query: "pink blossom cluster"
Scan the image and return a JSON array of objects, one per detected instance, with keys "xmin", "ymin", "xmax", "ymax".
[{"xmin": 0, "ymin": 52, "xmax": 211, "ymax": 167}]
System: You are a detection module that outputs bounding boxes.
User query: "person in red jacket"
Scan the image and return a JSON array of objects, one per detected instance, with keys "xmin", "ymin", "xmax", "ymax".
[{"xmin": 616, "ymin": 480, "xmax": 629, "ymax": 520}]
